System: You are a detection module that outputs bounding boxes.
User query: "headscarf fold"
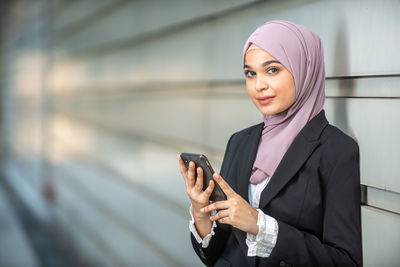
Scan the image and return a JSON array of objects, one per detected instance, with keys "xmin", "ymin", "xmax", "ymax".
[{"xmin": 243, "ymin": 20, "xmax": 326, "ymax": 184}]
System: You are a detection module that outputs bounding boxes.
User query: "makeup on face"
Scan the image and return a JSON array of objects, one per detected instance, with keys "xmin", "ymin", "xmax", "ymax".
[
  {"xmin": 257, "ymin": 95, "xmax": 275, "ymax": 105},
  {"xmin": 244, "ymin": 48, "xmax": 296, "ymax": 115}
]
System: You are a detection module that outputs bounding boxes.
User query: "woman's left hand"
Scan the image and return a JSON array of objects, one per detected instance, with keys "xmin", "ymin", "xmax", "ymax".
[{"xmin": 201, "ymin": 173, "xmax": 259, "ymax": 235}]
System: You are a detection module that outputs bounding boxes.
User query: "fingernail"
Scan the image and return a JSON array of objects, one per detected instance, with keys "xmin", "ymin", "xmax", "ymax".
[{"xmin": 200, "ymin": 208, "xmax": 205, "ymax": 212}]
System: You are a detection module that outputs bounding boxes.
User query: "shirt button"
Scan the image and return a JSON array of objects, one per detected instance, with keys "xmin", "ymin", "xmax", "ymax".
[{"xmin": 280, "ymin": 261, "xmax": 286, "ymax": 267}]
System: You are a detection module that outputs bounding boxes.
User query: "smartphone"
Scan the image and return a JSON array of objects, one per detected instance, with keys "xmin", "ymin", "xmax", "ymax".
[{"xmin": 180, "ymin": 152, "xmax": 226, "ymax": 201}]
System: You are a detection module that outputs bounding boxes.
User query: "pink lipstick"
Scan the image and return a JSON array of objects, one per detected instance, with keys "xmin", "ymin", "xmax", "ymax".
[{"xmin": 257, "ymin": 96, "xmax": 275, "ymax": 105}]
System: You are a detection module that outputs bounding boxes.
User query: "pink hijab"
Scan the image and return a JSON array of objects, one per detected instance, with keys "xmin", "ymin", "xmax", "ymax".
[{"xmin": 243, "ymin": 20, "xmax": 326, "ymax": 184}]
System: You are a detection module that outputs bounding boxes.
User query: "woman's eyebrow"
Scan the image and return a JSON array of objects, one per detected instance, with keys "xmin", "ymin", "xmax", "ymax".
[
  {"xmin": 262, "ymin": 60, "xmax": 281, "ymax": 67},
  {"xmin": 244, "ymin": 60, "xmax": 281, "ymax": 69}
]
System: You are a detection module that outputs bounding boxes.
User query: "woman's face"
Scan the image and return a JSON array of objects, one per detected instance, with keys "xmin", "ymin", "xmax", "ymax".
[{"xmin": 244, "ymin": 48, "xmax": 296, "ymax": 115}]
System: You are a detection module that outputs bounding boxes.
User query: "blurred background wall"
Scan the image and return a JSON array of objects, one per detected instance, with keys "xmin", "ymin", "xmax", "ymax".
[{"xmin": 0, "ymin": 0, "xmax": 399, "ymax": 266}]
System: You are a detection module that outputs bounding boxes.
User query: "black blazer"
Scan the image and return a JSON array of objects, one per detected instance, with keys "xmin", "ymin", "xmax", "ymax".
[{"xmin": 191, "ymin": 110, "xmax": 362, "ymax": 267}]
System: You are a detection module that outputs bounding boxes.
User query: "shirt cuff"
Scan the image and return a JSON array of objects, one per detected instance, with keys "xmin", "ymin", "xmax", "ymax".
[
  {"xmin": 188, "ymin": 205, "xmax": 217, "ymax": 248},
  {"xmin": 246, "ymin": 209, "xmax": 278, "ymax": 257}
]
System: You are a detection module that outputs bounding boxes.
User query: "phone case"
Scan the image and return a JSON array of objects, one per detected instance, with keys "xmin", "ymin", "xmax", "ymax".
[{"xmin": 180, "ymin": 152, "xmax": 227, "ymax": 201}]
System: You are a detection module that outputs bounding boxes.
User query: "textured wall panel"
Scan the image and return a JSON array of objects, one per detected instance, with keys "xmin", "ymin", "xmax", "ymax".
[
  {"xmin": 325, "ymin": 98, "xmax": 400, "ymax": 193},
  {"xmin": 50, "ymin": 0, "xmax": 400, "ymax": 85},
  {"xmin": 52, "ymin": 0, "xmax": 120, "ymax": 33},
  {"xmin": 55, "ymin": 168, "xmax": 191, "ymax": 266},
  {"xmin": 362, "ymin": 206, "xmax": 400, "ymax": 267},
  {"xmin": 53, "ymin": 0, "xmax": 254, "ymax": 53}
]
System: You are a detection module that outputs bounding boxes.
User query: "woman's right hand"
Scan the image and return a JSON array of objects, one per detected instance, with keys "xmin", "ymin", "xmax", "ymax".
[{"xmin": 178, "ymin": 155, "xmax": 215, "ymax": 221}]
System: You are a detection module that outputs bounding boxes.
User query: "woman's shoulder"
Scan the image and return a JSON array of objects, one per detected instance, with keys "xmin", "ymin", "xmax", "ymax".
[{"xmin": 320, "ymin": 124, "xmax": 359, "ymax": 156}]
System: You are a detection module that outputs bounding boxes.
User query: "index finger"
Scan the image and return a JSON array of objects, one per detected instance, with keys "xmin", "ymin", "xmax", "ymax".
[
  {"xmin": 213, "ymin": 173, "xmax": 236, "ymax": 198},
  {"xmin": 201, "ymin": 200, "xmax": 230, "ymax": 213}
]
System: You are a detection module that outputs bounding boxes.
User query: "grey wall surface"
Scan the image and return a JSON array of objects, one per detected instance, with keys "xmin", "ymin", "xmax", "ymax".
[{"xmin": 1, "ymin": 0, "xmax": 399, "ymax": 266}]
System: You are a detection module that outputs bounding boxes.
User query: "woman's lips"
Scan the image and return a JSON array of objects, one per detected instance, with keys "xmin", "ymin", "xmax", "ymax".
[{"xmin": 257, "ymin": 96, "xmax": 275, "ymax": 105}]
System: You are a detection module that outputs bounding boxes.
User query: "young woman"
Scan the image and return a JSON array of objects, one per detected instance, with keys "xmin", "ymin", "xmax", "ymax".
[{"xmin": 178, "ymin": 20, "xmax": 362, "ymax": 267}]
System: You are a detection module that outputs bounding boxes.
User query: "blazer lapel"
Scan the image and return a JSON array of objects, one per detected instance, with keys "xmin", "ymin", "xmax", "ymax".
[
  {"xmin": 231, "ymin": 123, "xmax": 262, "ymax": 267},
  {"xmin": 258, "ymin": 134, "xmax": 319, "ymax": 210},
  {"xmin": 259, "ymin": 111, "xmax": 329, "ymax": 210},
  {"xmin": 235, "ymin": 123, "xmax": 263, "ymax": 202}
]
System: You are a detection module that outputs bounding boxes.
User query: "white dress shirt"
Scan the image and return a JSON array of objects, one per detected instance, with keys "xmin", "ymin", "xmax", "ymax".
[{"xmin": 189, "ymin": 177, "xmax": 278, "ymax": 257}]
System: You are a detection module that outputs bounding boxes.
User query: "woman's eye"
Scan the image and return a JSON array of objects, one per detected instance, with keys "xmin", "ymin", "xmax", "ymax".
[
  {"xmin": 267, "ymin": 67, "xmax": 279, "ymax": 74},
  {"xmin": 245, "ymin": 70, "xmax": 256, "ymax": 78}
]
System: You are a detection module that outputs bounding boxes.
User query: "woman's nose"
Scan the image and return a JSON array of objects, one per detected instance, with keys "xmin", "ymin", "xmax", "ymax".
[{"xmin": 255, "ymin": 76, "xmax": 268, "ymax": 91}]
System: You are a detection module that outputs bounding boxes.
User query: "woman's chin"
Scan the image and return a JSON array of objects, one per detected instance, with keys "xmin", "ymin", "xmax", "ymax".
[{"xmin": 258, "ymin": 107, "xmax": 278, "ymax": 116}]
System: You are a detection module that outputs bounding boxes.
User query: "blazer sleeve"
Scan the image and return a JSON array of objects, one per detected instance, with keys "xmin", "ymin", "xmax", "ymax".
[
  {"xmin": 265, "ymin": 141, "xmax": 362, "ymax": 267},
  {"xmin": 190, "ymin": 133, "xmax": 237, "ymax": 266}
]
